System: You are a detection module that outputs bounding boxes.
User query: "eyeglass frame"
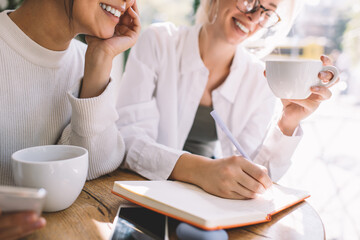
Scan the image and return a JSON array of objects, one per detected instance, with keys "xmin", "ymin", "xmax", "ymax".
[{"xmin": 235, "ymin": 0, "xmax": 281, "ymax": 28}]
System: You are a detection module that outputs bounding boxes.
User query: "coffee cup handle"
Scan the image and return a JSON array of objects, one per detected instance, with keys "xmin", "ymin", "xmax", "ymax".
[{"xmin": 319, "ymin": 65, "xmax": 339, "ymax": 87}]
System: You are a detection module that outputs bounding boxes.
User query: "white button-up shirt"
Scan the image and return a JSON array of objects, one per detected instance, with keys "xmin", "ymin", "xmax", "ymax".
[{"xmin": 116, "ymin": 23, "xmax": 302, "ymax": 182}]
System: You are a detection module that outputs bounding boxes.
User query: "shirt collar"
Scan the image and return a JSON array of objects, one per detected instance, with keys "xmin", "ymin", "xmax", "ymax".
[
  {"xmin": 0, "ymin": 10, "xmax": 73, "ymax": 69},
  {"xmin": 180, "ymin": 24, "xmax": 257, "ymax": 104},
  {"xmin": 180, "ymin": 24, "xmax": 207, "ymax": 74},
  {"xmin": 217, "ymin": 46, "xmax": 251, "ymax": 103}
]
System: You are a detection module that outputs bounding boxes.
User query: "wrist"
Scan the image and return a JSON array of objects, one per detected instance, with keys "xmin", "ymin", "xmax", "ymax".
[
  {"xmin": 278, "ymin": 116, "xmax": 299, "ymax": 136},
  {"xmin": 84, "ymin": 50, "xmax": 113, "ymax": 76},
  {"xmin": 81, "ymin": 54, "xmax": 113, "ymax": 98},
  {"xmin": 170, "ymin": 153, "xmax": 210, "ymax": 186}
]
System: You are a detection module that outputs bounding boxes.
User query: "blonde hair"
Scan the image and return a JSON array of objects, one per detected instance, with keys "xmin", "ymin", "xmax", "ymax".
[
  {"xmin": 195, "ymin": 0, "xmax": 214, "ymax": 25},
  {"xmin": 195, "ymin": 0, "xmax": 304, "ymax": 58}
]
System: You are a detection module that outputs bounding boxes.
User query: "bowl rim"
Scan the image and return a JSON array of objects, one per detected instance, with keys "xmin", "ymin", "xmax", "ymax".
[{"xmin": 11, "ymin": 145, "xmax": 88, "ymax": 165}]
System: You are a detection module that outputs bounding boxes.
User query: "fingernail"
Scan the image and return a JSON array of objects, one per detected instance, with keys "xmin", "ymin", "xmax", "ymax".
[
  {"xmin": 26, "ymin": 213, "xmax": 37, "ymax": 223},
  {"xmin": 34, "ymin": 218, "xmax": 46, "ymax": 228},
  {"xmin": 257, "ymin": 184, "xmax": 267, "ymax": 193},
  {"xmin": 312, "ymin": 86, "xmax": 320, "ymax": 91},
  {"xmin": 319, "ymin": 71, "xmax": 327, "ymax": 78}
]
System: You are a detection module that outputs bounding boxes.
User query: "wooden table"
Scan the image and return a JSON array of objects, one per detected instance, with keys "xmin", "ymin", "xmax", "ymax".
[{"xmin": 27, "ymin": 169, "xmax": 325, "ymax": 240}]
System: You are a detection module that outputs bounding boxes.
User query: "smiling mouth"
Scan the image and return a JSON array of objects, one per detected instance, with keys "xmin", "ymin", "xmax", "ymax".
[
  {"xmin": 100, "ymin": 3, "xmax": 122, "ymax": 18},
  {"xmin": 234, "ymin": 18, "xmax": 250, "ymax": 34}
]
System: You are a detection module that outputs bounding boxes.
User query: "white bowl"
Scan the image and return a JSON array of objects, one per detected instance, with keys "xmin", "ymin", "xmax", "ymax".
[{"xmin": 11, "ymin": 145, "xmax": 88, "ymax": 212}]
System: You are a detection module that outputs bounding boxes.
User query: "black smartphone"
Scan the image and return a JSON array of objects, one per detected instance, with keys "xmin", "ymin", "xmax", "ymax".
[{"xmin": 110, "ymin": 204, "xmax": 168, "ymax": 240}]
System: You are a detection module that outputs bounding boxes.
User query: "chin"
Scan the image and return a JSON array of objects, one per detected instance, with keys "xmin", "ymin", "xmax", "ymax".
[
  {"xmin": 226, "ymin": 34, "xmax": 247, "ymax": 45},
  {"xmin": 222, "ymin": 28, "xmax": 247, "ymax": 45},
  {"xmin": 96, "ymin": 29, "xmax": 115, "ymax": 39}
]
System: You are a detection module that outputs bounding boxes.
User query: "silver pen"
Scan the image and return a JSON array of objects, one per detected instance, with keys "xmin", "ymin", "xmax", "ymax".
[{"xmin": 210, "ymin": 110, "xmax": 251, "ymax": 161}]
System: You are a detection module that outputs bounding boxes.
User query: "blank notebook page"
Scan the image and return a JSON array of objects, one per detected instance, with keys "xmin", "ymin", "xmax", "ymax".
[{"xmin": 114, "ymin": 181, "xmax": 309, "ymax": 227}]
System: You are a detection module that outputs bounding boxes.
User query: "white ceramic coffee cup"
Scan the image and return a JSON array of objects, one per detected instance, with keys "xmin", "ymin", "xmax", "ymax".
[
  {"xmin": 11, "ymin": 145, "xmax": 88, "ymax": 212},
  {"xmin": 265, "ymin": 59, "xmax": 339, "ymax": 99}
]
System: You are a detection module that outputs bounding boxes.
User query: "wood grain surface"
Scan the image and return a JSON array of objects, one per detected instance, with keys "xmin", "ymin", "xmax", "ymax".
[{"xmin": 27, "ymin": 169, "xmax": 325, "ymax": 240}]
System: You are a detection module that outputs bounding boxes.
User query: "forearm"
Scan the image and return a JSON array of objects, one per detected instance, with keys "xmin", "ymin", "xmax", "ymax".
[
  {"xmin": 80, "ymin": 49, "xmax": 113, "ymax": 98},
  {"xmin": 169, "ymin": 153, "xmax": 211, "ymax": 187},
  {"xmin": 59, "ymin": 79, "xmax": 124, "ymax": 179}
]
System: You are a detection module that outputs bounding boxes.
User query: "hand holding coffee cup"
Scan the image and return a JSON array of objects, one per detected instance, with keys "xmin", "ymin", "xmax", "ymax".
[
  {"xmin": 11, "ymin": 145, "xmax": 88, "ymax": 212},
  {"xmin": 265, "ymin": 58, "xmax": 339, "ymax": 99}
]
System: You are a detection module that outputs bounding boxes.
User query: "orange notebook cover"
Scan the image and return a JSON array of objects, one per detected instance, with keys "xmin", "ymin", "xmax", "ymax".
[{"xmin": 112, "ymin": 181, "xmax": 310, "ymax": 230}]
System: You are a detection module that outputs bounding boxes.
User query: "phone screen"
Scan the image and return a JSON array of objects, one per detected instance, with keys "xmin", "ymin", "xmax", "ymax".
[{"xmin": 111, "ymin": 206, "xmax": 167, "ymax": 240}]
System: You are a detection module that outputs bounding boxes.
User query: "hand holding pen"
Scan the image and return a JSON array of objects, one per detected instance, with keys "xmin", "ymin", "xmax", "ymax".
[
  {"xmin": 170, "ymin": 110, "xmax": 272, "ymax": 200},
  {"xmin": 210, "ymin": 110, "xmax": 273, "ymax": 195}
]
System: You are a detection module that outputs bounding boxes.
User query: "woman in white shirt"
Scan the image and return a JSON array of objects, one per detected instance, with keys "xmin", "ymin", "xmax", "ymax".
[
  {"xmin": 0, "ymin": 0, "xmax": 140, "ymax": 239},
  {"xmin": 117, "ymin": 0, "xmax": 336, "ymax": 200}
]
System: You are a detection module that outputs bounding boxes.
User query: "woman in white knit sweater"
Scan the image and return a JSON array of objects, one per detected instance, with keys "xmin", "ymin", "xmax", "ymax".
[{"xmin": 0, "ymin": 0, "xmax": 140, "ymax": 238}]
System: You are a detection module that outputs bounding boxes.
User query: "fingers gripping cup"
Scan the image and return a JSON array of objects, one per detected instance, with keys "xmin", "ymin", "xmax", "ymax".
[
  {"xmin": 11, "ymin": 145, "xmax": 88, "ymax": 212},
  {"xmin": 265, "ymin": 59, "xmax": 339, "ymax": 99}
]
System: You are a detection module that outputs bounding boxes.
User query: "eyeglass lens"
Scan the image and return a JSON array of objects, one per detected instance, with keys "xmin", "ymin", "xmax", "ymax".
[
  {"xmin": 236, "ymin": 0, "xmax": 279, "ymax": 28},
  {"xmin": 242, "ymin": 0, "xmax": 258, "ymax": 12}
]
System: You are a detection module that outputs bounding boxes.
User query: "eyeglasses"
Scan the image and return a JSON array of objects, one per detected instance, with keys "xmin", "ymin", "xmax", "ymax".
[{"xmin": 236, "ymin": 0, "xmax": 281, "ymax": 28}]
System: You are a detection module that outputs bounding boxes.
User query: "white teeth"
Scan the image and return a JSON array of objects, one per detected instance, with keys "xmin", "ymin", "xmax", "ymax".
[
  {"xmin": 235, "ymin": 20, "xmax": 249, "ymax": 34},
  {"xmin": 101, "ymin": 3, "xmax": 121, "ymax": 18}
]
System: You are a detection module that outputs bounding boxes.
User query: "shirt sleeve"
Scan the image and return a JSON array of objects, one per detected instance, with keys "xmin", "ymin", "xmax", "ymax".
[
  {"xmin": 253, "ymin": 123, "xmax": 303, "ymax": 181},
  {"xmin": 116, "ymin": 27, "xmax": 186, "ymax": 180},
  {"xmin": 58, "ymin": 78, "xmax": 125, "ymax": 180},
  {"xmin": 231, "ymin": 64, "xmax": 303, "ymax": 182}
]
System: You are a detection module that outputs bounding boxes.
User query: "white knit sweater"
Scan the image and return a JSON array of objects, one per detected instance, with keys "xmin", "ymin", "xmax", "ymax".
[{"xmin": 0, "ymin": 10, "xmax": 125, "ymax": 185}]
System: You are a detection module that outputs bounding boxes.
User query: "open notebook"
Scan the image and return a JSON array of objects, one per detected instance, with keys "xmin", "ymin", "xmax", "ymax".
[{"xmin": 112, "ymin": 181, "xmax": 310, "ymax": 230}]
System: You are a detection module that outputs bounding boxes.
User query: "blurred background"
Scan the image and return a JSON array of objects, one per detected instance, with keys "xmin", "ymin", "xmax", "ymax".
[{"xmin": 1, "ymin": 0, "xmax": 359, "ymax": 239}]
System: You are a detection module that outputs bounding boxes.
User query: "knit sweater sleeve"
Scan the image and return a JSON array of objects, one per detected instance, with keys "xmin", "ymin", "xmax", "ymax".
[{"xmin": 58, "ymin": 78, "xmax": 125, "ymax": 180}]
